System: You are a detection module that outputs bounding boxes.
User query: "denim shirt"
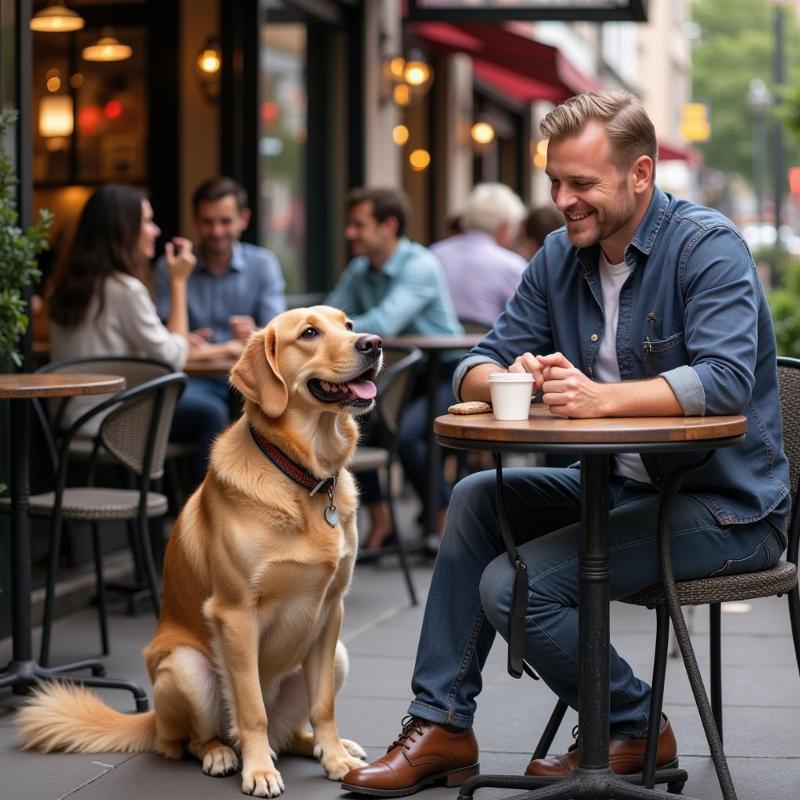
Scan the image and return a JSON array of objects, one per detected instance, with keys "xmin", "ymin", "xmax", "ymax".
[
  {"xmin": 455, "ymin": 186, "xmax": 790, "ymax": 532},
  {"xmin": 325, "ymin": 238, "xmax": 463, "ymax": 338}
]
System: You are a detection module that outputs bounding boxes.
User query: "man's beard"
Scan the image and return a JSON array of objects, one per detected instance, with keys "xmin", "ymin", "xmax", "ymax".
[{"xmin": 567, "ymin": 193, "xmax": 636, "ymax": 251}]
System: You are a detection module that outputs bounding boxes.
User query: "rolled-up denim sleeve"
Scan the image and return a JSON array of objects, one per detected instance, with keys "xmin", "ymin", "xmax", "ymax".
[
  {"xmin": 661, "ymin": 365, "xmax": 705, "ymax": 415},
  {"xmin": 681, "ymin": 227, "xmax": 760, "ymax": 415}
]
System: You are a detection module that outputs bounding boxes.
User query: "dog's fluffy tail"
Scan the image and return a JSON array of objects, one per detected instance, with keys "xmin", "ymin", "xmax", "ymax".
[{"xmin": 17, "ymin": 682, "xmax": 157, "ymax": 754}]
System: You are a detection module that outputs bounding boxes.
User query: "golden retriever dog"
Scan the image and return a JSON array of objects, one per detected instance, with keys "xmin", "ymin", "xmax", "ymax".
[{"xmin": 17, "ymin": 306, "xmax": 383, "ymax": 797}]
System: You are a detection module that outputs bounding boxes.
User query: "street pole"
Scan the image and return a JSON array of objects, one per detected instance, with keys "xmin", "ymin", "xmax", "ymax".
[{"xmin": 772, "ymin": 2, "xmax": 786, "ymax": 267}]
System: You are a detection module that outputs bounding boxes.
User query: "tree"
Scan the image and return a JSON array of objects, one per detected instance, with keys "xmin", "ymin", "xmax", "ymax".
[
  {"xmin": 691, "ymin": 0, "xmax": 800, "ymax": 183},
  {"xmin": 0, "ymin": 112, "xmax": 52, "ymax": 366}
]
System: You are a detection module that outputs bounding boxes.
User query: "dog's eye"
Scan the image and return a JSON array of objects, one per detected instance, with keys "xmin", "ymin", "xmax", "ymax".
[
  {"xmin": 345, "ymin": 321, "xmax": 354, "ymax": 331},
  {"xmin": 301, "ymin": 326, "xmax": 319, "ymax": 339}
]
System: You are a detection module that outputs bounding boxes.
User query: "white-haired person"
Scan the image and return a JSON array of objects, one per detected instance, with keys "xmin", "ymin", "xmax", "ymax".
[{"xmin": 431, "ymin": 182, "xmax": 527, "ymax": 328}]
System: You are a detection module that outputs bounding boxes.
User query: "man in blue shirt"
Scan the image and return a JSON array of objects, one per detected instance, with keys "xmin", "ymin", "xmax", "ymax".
[
  {"xmin": 326, "ymin": 187, "xmax": 463, "ymax": 554},
  {"xmin": 342, "ymin": 92, "xmax": 790, "ymax": 797},
  {"xmin": 154, "ymin": 178, "xmax": 286, "ymax": 471}
]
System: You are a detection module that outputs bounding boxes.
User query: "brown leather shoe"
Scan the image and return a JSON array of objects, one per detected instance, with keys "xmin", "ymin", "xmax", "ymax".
[
  {"xmin": 525, "ymin": 715, "xmax": 678, "ymax": 777},
  {"xmin": 340, "ymin": 715, "xmax": 479, "ymax": 797}
]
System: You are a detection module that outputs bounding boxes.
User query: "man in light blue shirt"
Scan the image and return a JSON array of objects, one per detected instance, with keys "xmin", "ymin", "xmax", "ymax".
[
  {"xmin": 326, "ymin": 187, "xmax": 462, "ymax": 554},
  {"xmin": 154, "ymin": 177, "xmax": 286, "ymax": 473}
]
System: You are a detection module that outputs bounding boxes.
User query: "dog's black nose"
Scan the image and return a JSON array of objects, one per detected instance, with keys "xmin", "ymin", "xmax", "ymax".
[{"xmin": 355, "ymin": 334, "xmax": 383, "ymax": 353}]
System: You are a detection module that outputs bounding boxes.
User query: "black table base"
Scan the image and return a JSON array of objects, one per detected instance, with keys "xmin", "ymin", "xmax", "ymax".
[
  {"xmin": 1, "ymin": 395, "xmax": 148, "ymax": 712},
  {"xmin": 458, "ymin": 767, "xmax": 688, "ymax": 800}
]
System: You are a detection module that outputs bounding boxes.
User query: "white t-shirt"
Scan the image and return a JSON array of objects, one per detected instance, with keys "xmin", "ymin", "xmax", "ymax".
[{"xmin": 595, "ymin": 252, "xmax": 651, "ymax": 484}]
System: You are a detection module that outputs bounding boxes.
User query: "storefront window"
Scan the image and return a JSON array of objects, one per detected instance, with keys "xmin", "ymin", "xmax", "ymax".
[
  {"xmin": 259, "ymin": 23, "xmax": 307, "ymax": 293},
  {"xmin": 32, "ymin": 25, "xmax": 147, "ymax": 185}
]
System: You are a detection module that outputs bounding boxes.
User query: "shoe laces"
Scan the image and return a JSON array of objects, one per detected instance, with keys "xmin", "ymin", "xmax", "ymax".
[{"xmin": 389, "ymin": 715, "xmax": 429, "ymax": 752}]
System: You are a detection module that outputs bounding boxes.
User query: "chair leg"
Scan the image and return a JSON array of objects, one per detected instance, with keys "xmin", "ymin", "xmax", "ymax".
[
  {"xmin": 787, "ymin": 584, "xmax": 800, "ymax": 681},
  {"xmin": 138, "ymin": 510, "xmax": 161, "ymax": 617},
  {"xmin": 709, "ymin": 602, "xmax": 723, "ymax": 745},
  {"xmin": 39, "ymin": 509, "xmax": 66, "ymax": 667},
  {"xmin": 643, "ymin": 604, "xmax": 670, "ymax": 789},
  {"xmin": 531, "ymin": 698, "xmax": 569, "ymax": 760},
  {"xmin": 90, "ymin": 522, "xmax": 110, "ymax": 656},
  {"xmin": 386, "ymin": 462, "xmax": 418, "ymax": 606}
]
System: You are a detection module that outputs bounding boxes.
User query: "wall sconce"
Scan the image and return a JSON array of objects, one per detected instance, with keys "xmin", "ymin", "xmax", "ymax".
[
  {"xmin": 382, "ymin": 49, "xmax": 434, "ymax": 107},
  {"xmin": 82, "ymin": 28, "xmax": 132, "ymax": 62},
  {"xmin": 471, "ymin": 120, "xmax": 495, "ymax": 148},
  {"xmin": 196, "ymin": 36, "xmax": 221, "ymax": 102},
  {"xmin": 30, "ymin": 1, "xmax": 84, "ymax": 32}
]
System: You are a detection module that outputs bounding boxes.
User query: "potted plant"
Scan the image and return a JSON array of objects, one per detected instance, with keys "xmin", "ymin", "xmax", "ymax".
[{"xmin": 0, "ymin": 110, "xmax": 52, "ymax": 368}]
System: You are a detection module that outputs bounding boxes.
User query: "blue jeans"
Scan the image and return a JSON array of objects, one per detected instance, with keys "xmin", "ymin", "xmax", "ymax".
[
  {"xmin": 407, "ymin": 467, "xmax": 785, "ymax": 738},
  {"xmin": 170, "ymin": 377, "xmax": 230, "ymax": 484}
]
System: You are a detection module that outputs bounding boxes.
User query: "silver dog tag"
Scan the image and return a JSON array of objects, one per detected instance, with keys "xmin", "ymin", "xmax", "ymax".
[{"xmin": 324, "ymin": 504, "xmax": 339, "ymax": 527}]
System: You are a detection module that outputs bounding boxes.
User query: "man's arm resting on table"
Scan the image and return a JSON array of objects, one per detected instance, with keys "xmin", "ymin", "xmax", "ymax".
[{"xmin": 459, "ymin": 356, "xmax": 685, "ymax": 417}]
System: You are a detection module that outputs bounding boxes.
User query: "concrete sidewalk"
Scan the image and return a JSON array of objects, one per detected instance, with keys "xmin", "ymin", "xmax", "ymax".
[{"xmin": 2, "ymin": 549, "xmax": 799, "ymax": 800}]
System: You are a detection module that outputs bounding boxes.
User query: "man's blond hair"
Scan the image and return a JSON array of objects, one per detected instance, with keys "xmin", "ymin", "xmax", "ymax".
[{"xmin": 540, "ymin": 91, "xmax": 657, "ymax": 175}]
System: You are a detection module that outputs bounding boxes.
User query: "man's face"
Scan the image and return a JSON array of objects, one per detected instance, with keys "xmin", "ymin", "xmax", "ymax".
[
  {"xmin": 545, "ymin": 122, "xmax": 645, "ymax": 255},
  {"xmin": 194, "ymin": 194, "xmax": 250, "ymax": 260},
  {"xmin": 344, "ymin": 201, "xmax": 396, "ymax": 261}
]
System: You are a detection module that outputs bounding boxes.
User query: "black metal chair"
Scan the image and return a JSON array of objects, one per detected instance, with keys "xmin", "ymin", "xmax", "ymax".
[
  {"xmin": 2, "ymin": 370, "xmax": 186, "ymax": 665},
  {"xmin": 531, "ymin": 356, "xmax": 800, "ymax": 788},
  {"xmin": 349, "ymin": 345, "xmax": 424, "ymax": 605}
]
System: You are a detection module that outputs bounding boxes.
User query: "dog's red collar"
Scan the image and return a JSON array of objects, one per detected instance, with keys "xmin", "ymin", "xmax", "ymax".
[{"xmin": 248, "ymin": 426, "xmax": 337, "ymax": 496}]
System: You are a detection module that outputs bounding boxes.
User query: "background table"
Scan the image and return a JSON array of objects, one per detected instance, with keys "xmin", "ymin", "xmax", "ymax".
[
  {"xmin": 435, "ymin": 407, "xmax": 746, "ymax": 800},
  {"xmin": 0, "ymin": 373, "xmax": 148, "ymax": 710},
  {"xmin": 385, "ymin": 333, "xmax": 483, "ymax": 538}
]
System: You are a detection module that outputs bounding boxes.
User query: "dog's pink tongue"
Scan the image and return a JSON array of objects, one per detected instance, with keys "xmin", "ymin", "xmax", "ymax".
[{"xmin": 346, "ymin": 379, "xmax": 377, "ymax": 400}]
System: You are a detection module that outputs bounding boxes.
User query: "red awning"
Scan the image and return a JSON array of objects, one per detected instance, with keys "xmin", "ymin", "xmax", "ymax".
[
  {"xmin": 657, "ymin": 140, "xmax": 701, "ymax": 165},
  {"xmin": 410, "ymin": 21, "xmax": 599, "ymax": 104}
]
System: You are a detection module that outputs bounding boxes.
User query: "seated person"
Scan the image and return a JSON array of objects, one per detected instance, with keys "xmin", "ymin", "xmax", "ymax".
[
  {"xmin": 154, "ymin": 176, "xmax": 286, "ymax": 433},
  {"xmin": 517, "ymin": 203, "xmax": 564, "ymax": 262},
  {"xmin": 48, "ymin": 184, "xmax": 240, "ymax": 483},
  {"xmin": 326, "ymin": 187, "xmax": 463, "ymax": 554},
  {"xmin": 341, "ymin": 90, "xmax": 790, "ymax": 798},
  {"xmin": 431, "ymin": 183, "xmax": 527, "ymax": 328}
]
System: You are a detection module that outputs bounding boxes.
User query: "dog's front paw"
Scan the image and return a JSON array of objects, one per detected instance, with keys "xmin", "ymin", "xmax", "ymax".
[
  {"xmin": 340, "ymin": 737, "xmax": 368, "ymax": 760},
  {"xmin": 320, "ymin": 752, "xmax": 369, "ymax": 781},
  {"xmin": 202, "ymin": 744, "xmax": 239, "ymax": 777},
  {"xmin": 241, "ymin": 766, "xmax": 285, "ymax": 797}
]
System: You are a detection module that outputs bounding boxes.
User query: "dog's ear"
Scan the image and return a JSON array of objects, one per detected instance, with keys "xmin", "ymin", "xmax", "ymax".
[{"xmin": 229, "ymin": 327, "xmax": 288, "ymax": 417}]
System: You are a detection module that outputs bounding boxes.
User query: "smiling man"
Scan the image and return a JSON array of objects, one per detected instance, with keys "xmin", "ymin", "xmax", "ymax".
[
  {"xmin": 154, "ymin": 177, "xmax": 287, "ymax": 481},
  {"xmin": 341, "ymin": 91, "xmax": 790, "ymax": 797}
]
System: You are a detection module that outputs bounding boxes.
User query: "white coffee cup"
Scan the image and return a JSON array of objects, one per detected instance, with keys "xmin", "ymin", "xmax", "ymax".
[{"xmin": 487, "ymin": 372, "xmax": 534, "ymax": 421}]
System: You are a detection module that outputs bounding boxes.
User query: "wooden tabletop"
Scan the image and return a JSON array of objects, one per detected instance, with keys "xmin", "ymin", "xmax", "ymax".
[
  {"xmin": 384, "ymin": 333, "xmax": 484, "ymax": 352},
  {"xmin": 183, "ymin": 357, "xmax": 237, "ymax": 378},
  {"xmin": 435, "ymin": 406, "xmax": 747, "ymax": 450},
  {"xmin": 0, "ymin": 373, "xmax": 125, "ymax": 399}
]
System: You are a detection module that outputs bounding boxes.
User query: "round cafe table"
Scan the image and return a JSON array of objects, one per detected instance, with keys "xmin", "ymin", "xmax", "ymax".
[
  {"xmin": 435, "ymin": 407, "xmax": 747, "ymax": 800},
  {"xmin": 0, "ymin": 373, "xmax": 149, "ymax": 711}
]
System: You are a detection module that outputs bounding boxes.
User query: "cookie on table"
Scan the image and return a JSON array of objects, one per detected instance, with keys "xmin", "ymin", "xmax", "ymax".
[{"xmin": 448, "ymin": 401, "xmax": 492, "ymax": 415}]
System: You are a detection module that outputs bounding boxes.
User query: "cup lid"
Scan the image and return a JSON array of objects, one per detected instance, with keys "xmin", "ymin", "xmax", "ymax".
[{"xmin": 487, "ymin": 372, "xmax": 534, "ymax": 382}]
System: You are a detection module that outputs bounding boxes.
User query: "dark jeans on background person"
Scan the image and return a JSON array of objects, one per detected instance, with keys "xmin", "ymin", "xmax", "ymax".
[
  {"xmin": 407, "ymin": 467, "xmax": 786, "ymax": 736},
  {"xmin": 169, "ymin": 377, "xmax": 230, "ymax": 484},
  {"xmin": 356, "ymin": 370, "xmax": 456, "ymax": 514}
]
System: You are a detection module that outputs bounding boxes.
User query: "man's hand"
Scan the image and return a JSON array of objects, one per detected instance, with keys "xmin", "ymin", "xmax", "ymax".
[
  {"xmin": 229, "ymin": 315, "xmax": 257, "ymax": 343},
  {"xmin": 187, "ymin": 328, "xmax": 213, "ymax": 348},
  {"xmin": 537, "ymin": 352, "xmax": 606, "ymax": 418},
  {"xmin": 508, "ymin": 352, "xmax": 546, "ymax": 394},
  {"xmin": 165, "ymin": 237, "xmax": 197, "ymax": 282}
]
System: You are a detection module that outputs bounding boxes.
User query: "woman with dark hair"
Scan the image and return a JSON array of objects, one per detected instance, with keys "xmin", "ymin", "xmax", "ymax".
[{"xmin": 49, "ymin": 184, "xmax": 240, "ymax": 482}]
